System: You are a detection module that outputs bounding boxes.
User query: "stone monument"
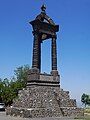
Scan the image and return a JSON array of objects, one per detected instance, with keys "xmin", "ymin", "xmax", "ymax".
[{"xmin": 6, "ymin": 5, "xmax": 84, "ymax": 118}]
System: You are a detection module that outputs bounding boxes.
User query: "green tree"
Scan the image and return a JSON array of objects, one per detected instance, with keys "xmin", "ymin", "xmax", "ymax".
[
  {"xmin": 0, "ymin": 65, "xmax": 30, "ymax": 106},
  {"xmin": 14, "ymin": 64, "xmax": 30, "ymax": 88},
  {"xmin": 81, "ymin": 93, "xmax": 90, "ymax": 107},
  {"xmin": 0, "ymin": 78, "xmax": 3, "ymax": 102},
  {"xmin": 0, "ymin": 78, "xmax": 17, "ymax": 106}
]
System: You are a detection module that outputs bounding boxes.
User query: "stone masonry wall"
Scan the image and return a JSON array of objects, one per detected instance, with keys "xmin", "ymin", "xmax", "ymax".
[
  {"xmin": 6, "ymin": 85, "xmax": 83, "ymax": 118},
  {"xmin": 6, "ymin": 72, "xmax": 84, "ymax": 118}
]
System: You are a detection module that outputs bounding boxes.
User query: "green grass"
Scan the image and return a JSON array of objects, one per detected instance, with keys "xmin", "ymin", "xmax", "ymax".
[
  {"xmin": 74, "ymin": 117, "xmax": 90, "ymax": 119},
  {"xmin": 74, "ymin": 108, "xmax": 90, "ymax": 120},
  {"xmin": 84, "ymin": 116, "xmax": 90, "ymax": 119},
  {"xmin": 85, "ymin": 108, "xmax": 90, "ymax": 113}
]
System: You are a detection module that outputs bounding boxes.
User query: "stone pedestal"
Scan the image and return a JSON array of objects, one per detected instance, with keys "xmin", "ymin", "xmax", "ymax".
[{"xmin": 6, "ymin": 71, "xmax": 84, "ymax": 118}]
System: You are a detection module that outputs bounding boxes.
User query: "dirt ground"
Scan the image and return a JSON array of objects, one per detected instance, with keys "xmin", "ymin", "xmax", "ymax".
[{"xmin": 0, "ymin": 112, "xmax": 82, "ymax": 120}]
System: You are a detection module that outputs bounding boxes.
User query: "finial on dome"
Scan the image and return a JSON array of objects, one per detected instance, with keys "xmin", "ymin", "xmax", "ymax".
[{"xmin": 41, "ymin": 4, "xmax": 46, "ymax": 13}]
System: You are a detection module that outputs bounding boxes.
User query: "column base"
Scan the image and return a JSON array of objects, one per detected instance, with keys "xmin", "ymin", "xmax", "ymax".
[
  {"xmin": 27, "ymin": 68, "xmax": 40, "ymax": 84},
  {"xmin": 51, "ymin": 70, "xmax": 59, "ymax": 76}
]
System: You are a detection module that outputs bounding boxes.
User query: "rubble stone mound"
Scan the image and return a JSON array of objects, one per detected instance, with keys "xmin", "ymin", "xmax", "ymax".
[{"xmin": 6, "ymin": 73, "xmax": 83, "ymax": 118}]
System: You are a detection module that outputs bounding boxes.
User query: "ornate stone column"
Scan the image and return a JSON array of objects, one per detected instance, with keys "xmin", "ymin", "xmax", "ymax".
[
  {"xmin": 32, "ymin": 31, "xmax": 41, "ymax": 71},
  {"xmin": 51, "ymin": 35, "xmax": 57, "ymax": 71},
  {"xmin": 51, "ymin": 35, "xmax": 58, "ymax": 76}
]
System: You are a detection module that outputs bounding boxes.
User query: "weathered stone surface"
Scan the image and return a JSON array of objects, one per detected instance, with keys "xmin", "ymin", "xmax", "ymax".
[
  {"xmin": 52, "ymin": 37, "xmax": 57, "ymax": 71},
  {"xmin": 6, "ymin": 74, "xmax": 83, "ymax": 118},
  {"xmin": 60, "ymin": 107, "xmax": 84, "ymax": 117},
  {"xmin": 27, "ymin": 70, "xmax": 60, "ymax": 87}
]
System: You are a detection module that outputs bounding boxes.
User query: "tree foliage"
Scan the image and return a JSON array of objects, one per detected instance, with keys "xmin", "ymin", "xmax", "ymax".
[
  {"xmin": 14, "ymin": 64, "xmax": 30, "ymax": 88},
  {"xmin": 0, "ymin": 65, "xmax": 30, "ymax": 106},
  {"xmin": 81, "ymin": 93, "xmax": 90, "ymax": 107},
  {"xmin": 0, "ymin": 78, "xmax": 17, "ymax": 106}
]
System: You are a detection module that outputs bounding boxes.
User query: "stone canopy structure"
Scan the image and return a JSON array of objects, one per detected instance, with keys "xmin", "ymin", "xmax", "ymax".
[
  {"xmin": 6, "ymin": 5, "xmax": 83, "ymax": 118},
  {"xmin": 30, "ymin": 4, "xmax": 58, "ymax": 73}
]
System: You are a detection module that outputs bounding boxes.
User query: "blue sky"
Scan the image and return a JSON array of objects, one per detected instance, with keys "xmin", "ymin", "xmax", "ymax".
[{"xmin": 0, "ymin": 0, "xmax": 90, "ymax": 105}]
